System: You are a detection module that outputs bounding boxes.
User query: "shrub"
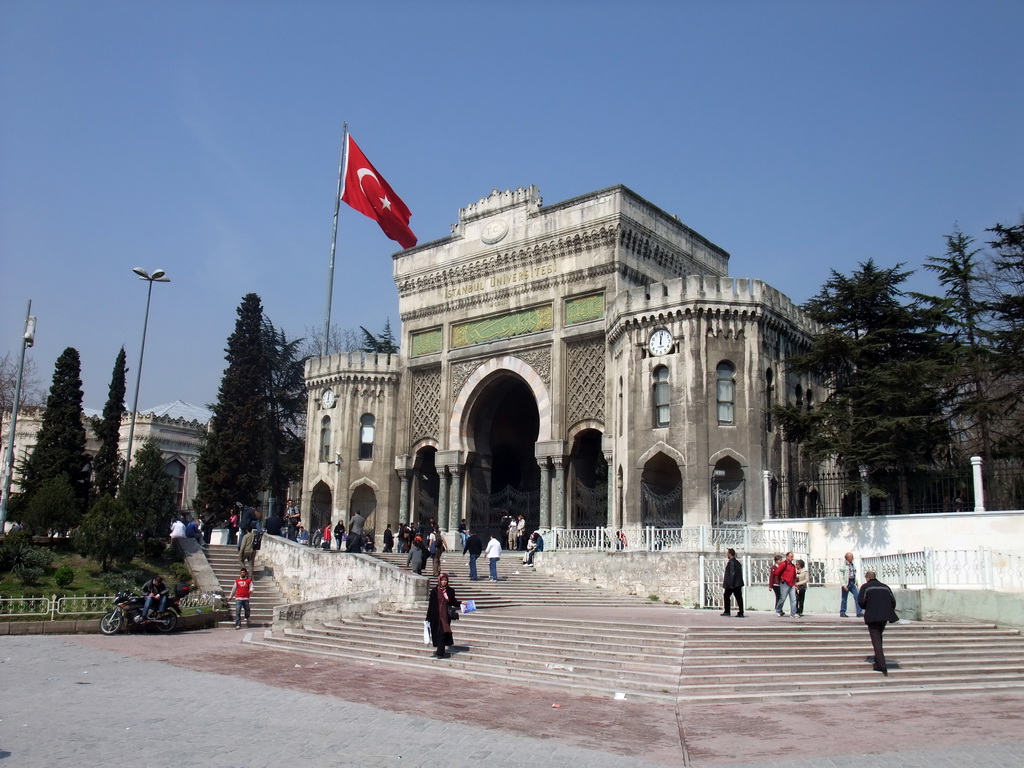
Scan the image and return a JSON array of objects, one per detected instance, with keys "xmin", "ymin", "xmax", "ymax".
[
  {"xmin": 100, "ymin": 567, "xmax": 147, "ymax": 594},
  {"xmin": 169, "ymin": 562, "xmax": 192, "ymax": 584},
  {"xmin": 3, "ymin": 529, "xmax": 34, "ymax": 546},
  {"xmin": 54, "ymin": 566, "xmax": 75, "ymax": 588},
  {"xmin": 18, "ymin": 566, "xmax": 44, "ymax": 585},
  {"xmin": 79, "ymin": 495, "xmax": 138, "ymax": 571},
  {"xmin": 143, "ymin": 538, "xmax": 167, "ymax": 559},
  {"xmin": 0, "ymin": 541, "xmax": 55, "ymax": 574}
]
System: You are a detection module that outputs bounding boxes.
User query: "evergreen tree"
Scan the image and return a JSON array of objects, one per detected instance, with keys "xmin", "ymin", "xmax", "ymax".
[
  {"xmin": 774, "ymin": 260, "xmax": 953, "ymax": 490},
  {"xmin": 91, "ymin": 347, "xmax": 127, "ymax": 501},
  {"xmin": 915, "ymin": 229, "xmax": 996, "ymax": 465},
  {"xmin": 22, "ymin": 475, "xmax": 79, "ymax": 537},
  {"xmin": 78, "ymin": 494, "xmax": 138, "ymax": 571},
  {"xmin": 359, "ymin": 319, "xmax": 399, "ymax": 354},
  {"xmin": 986, "ymin": 218, "xmax": 1024, "ymax": 455},
  {"xmin": 195, "ymin": 294, "xmax": 273, "ymax": 514},
  {"xmin": 263, "ymin": 320, "xmax": 306, "ymax": 509},
  {"xmin": 16, "ymin": 347, "xmax": 90, "ymax": 517},
  {"xmin": 120, "ymin": 439, "xmax": 177, "ymax": 539}
]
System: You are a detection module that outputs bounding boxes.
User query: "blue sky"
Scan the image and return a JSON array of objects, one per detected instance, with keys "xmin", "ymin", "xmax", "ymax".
[{"xmin": 2, "ymin": 1, "xmax": 1022, "ymax": 410}]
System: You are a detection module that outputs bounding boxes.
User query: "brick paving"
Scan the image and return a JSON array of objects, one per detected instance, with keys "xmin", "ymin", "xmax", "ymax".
[{"xmin": 1, "ymin": 625, "xmax": 1023, "ymax": 767}]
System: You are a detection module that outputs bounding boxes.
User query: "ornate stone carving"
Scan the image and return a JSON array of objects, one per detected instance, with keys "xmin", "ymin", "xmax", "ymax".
[
  {"xmin": 565, "ymin": 337, "xmax": 606, "ymax": 426},
  {"xmin": 411, "ymin": 367, "xmax": 441, "ymax": 442},
  {"xmin": 450, "ymin": 361, "xmax": 478, "ymax": 400},
  {"xmin": 516, "ymin": 347, "xmax": 551, "ymax": 387}
]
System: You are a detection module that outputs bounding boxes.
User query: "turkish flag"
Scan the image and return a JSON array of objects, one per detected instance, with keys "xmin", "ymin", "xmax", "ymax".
[{"xmin": 340, "ymin": 134, "xmax": 418, "ymax": 249}]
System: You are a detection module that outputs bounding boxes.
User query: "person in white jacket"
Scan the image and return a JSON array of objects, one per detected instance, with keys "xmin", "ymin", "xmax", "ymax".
[{"xmin": 485, "ymin": 534, "xmax": 502, "ymax": 582}]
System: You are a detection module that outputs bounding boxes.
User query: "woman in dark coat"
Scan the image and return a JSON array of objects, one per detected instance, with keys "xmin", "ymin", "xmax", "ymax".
[
  {"xmin": 721, "ymin": 547, "xmax": 745, "ymax": 617},
  {"xmin": 425, "ymin": 572, "xmax": 458, "ymax": 658}
]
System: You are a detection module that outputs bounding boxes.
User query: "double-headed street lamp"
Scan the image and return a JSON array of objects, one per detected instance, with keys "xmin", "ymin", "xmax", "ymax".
[{"xmin": 123, "ymin": 268, "xmax": 170, "ymax": 484}]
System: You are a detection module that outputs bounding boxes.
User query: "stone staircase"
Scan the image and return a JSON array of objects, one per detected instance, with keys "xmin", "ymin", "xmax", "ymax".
[
  {"xmin": 369, "ymin": 550, "xmax": 663, "ymax": 609},
  {"xmin": 204, "ymin": 544, "xmax": 288, "ymax": 627},
  {"xmin": 246, "ymin": 598, "xmax": 1024, "ymax": 702},
  {"xmin": 676, "ymin": 621, "xmax": 1024, "ymax": 702}
]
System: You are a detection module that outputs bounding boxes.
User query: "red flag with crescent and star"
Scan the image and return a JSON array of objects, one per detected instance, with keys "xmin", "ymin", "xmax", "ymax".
[{"xmin": 340, "ymin": 134, "xmax": 418, "ymax": 249}]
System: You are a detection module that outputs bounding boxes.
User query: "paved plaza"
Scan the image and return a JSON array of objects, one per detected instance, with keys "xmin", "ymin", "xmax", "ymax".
[{"xmin": 2, "ymin": 626, "xmax": 1023, "ymax": 767}]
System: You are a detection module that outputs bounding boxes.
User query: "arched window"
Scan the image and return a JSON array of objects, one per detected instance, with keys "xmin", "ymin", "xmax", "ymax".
[
  {"xmin": 359, "ymin": 413, "xmax": 375, "ymax": 460},
  {"xmin": 319, "ymin": 416, "xmax": 332, "ymax": 462},
  {"xmin": 765, "ymin": 367, "xmax": 774, "ymax": 433},
  {"xmin": 652, "ymin": 366, "xmax": 670, "ymax": 427},
  {"xmin": 716, "ymin": 361, "xmax": 735, "ymax": 424},
  {"xmin": 164, "ymin": 459, "xmax": 186, "ymax": 510}
]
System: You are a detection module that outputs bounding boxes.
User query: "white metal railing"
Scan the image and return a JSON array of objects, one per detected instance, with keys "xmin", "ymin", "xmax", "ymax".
[
  {"xmin": 0, "ymin": 594, "xmax": 113, "ymax": 620},
  {"xmin": 545, "ymin": 525, "xmax": 809, "ymax": 554},
  {"xmin": 0, "ymin": 591, "xmax": 223, "ymax": 621},
  {"xmin": 862, "ymin": 548, "xmax": 1024, "ymax": 592}
]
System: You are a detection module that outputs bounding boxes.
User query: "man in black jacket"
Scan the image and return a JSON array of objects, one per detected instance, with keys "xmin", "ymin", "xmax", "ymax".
[
  {"xmin": 463, "ymin": 531, "xmax": 483, "ymax": 580},
  {"xmin": 858, "ymin": 570, "xmax": 898, "ymax": 676},
  {"xmin": 721, "ymin": 548, "xmax": 745, "ymax": 617}
]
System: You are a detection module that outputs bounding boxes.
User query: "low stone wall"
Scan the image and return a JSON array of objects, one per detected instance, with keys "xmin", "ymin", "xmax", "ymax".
[
  {"xmin": 895, "ymin": 588, "xmax": 1024, "ymax": 628},
  {"xmin": 258, "ymin": 535, "xmax": 428, "ymax": 618},
  {"xmin": 273, "ymin": 589, "xmax": 397, "ymax": 629},
  {"xmin": 176, "ymin": 537, "xmax": 222, "ymax": 595},
  {"xmin": 533, "ymin": 550, "xmax": 701, "ymax": 605}
]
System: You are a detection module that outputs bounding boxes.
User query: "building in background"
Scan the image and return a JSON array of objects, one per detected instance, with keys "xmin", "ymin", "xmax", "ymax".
[
  {"xmin": 0, "ymin": 399, "xmax": 210, "ymax": 519},
  {"xmin": 302, "ymin": 185, "xmax": 818, "ymax": 537}
]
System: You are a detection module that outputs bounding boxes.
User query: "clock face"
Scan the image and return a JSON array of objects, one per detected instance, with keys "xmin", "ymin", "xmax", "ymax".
[
  {"xmin": 321, "ymin": 388, "xmax": 335, "ymax": 409},
  {"xmin": 648, "ymin": 329, "xmax": 673, "ymax": 356}
]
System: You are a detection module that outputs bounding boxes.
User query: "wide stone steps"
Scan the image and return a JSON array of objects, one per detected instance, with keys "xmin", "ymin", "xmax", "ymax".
[
  {"xmin": 370, "ymin": 552, "xmax": 659, "ymax": 609},
  {"xmin": 248, "ymin": 605, "xmax": 1024, "ymax": 703},
  {"xmin": 204, "ymin": 544, "xmax": 287, "ymax": 627},
  {"xmin": 675, "ymin": 623, "xmax": 1024, "ymax": 701}
]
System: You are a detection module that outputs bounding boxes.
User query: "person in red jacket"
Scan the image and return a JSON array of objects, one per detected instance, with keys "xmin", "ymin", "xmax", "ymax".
[
  {"xmin": 775, "ymin": 552, "xmax": 798, "ymax": 617},
  {"xmin": 229, "ymin": 567, "xmax": 254, "ymax": 630}
]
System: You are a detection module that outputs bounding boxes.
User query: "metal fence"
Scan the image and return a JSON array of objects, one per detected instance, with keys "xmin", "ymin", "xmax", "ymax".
[
  {"xmin": 773, "ymin": 459, "xmax": 1024, "ymax": 519},
  {"xmin": 862, "ymin": 548, "xmax": 1024, "ymax": 591},
  {"xmin": 545, "ymin": 525, "xmax": 809, "ymax": 554},
  {"xmin": 0, "ymin": 594, "xmax": 113, "ymax": 620},
  {"xmin": 0, "ymin": 591, "xmax": 223, "ymax": 620}
]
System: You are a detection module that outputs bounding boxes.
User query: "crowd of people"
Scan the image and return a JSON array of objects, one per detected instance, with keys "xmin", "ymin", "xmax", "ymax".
[{"xmin": 722, "ymin": 549, "xmax": 899, "ymax": 676}]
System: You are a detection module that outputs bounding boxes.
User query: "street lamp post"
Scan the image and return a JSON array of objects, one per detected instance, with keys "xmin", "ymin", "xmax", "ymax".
[
  {"xmin": 123, "ymin": 268, "xmax": 170, "ymax": 484},
  {"xmin": 0, "ymin": 300, "xmax": 37, "ymax": 528}
]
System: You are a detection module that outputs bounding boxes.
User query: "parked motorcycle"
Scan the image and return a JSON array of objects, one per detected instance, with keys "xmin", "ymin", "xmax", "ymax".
[{"xmin": 99, "ymin": 584, "xmax": 193, "ymax": 635}]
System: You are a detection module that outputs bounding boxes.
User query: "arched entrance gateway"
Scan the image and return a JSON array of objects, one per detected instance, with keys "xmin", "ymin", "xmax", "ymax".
[
  {"xmin": 465, "ymin": 374, "xmax": 540, "ymax": 538},
  {"xmin": 309, "ymin": 481, "xmax": 333, "ymax": 536}
]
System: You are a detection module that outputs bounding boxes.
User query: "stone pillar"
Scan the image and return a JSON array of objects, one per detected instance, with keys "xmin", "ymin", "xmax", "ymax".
[
  {"xmin": 397, "ymin": 469, "xmax": 411, "ymax": 526},
  {"xmin": 538, "ymin": 458, "xmax": 551, "ymax": 529},
  {"xmin": 438, "ymin": 468, "xmax": 450, "ymax": 531},
  {"xmin": 970, "ymin": 455, "xmax": 986, "ymax": 512},
  {"xmin": 552, "ymin": 456, "xmax": 566, "ymax": 529},
  {"xmin": 603, "ymin": 450, "xmax": 614, "ymax": 529},
  {"xmin": 762, "ymin": 470, "xmax": 772, "ymax": 520},
  {"xmin": 858, "ymin": 464, "xmax": 870, "ymax": 517},
  {"xmin": 450, "ymin": 465, "xmax": 463, "ymax": 531}
]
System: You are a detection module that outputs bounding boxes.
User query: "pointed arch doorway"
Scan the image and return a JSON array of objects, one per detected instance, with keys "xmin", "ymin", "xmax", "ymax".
[{"xmin": 465, "ymin": 374, "xmax": 540, "ymax": 539}]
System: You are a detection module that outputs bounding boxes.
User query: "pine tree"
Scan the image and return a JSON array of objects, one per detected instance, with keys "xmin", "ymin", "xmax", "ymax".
[
  {"xmin": 195, "ymin": 294, "xmax": 273, "ymax": 514},
  {"xmin": 16, "ymin": 347, "xmax": 90, "ymax": 518},
  {"xmin": 358, "ymin": 319, "xmax": 399, "ymax": 354},
  {"xmin": 91, "ymin": 347, "xmax": 127, "ymax": 501},
  {"xmin": 262, "ymin": 320, "xmax": 306, "ymax": 509},
  {"xmin": 120, "ymin": 439, "xmax": 177, "ymax": 539},
  {"xmin": 774, "ymin": 260, "xmax": 952, "ymax": 490},
  {"xmin": 986, "ymin": 219, "xmax": 1024, "ymax": 456}
]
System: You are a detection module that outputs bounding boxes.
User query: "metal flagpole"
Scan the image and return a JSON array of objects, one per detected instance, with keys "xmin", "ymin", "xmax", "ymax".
[
  {"xmin": 322, "ymin": 122, "xmax": 348, "ymax": 357},
  {"xmin": 1, "ymin": 300, "xmax": 36, "ymax": 527}
]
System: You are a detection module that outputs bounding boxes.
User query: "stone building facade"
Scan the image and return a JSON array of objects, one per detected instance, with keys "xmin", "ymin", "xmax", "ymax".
[{"xmin": 302, "ymin": 185, "xmax": 817, "ymax": 537}]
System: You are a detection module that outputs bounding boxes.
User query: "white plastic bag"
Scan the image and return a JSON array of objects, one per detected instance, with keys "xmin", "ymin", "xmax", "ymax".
[{"xmin": 423, "ymin": 620, "xmax": 431, "ymax": 644}]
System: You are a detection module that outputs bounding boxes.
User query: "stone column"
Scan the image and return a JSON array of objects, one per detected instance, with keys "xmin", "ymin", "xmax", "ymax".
[
  {"xmin": 762, "ymin": 470, "xmax": 772, "ymax": 520},
  {"xmin": 538, "ymin": 458, "xmax": 551, "ymax": 529},
  {"xmin": 450, "ymin": 465, "xmax": 462, "ymax": 531},
  {"xmin": 970, "ymin": 455, "xmax": 985, "ymax": 512},
  {"xmin": 438, "ymin": 468, "xmax": 450, "ymax": 531},
  {"xmin": 552, "ymin": 456, "xmax": 566, "ymax": 529},
  {"xmin": 603, "ymin": 449, "xmax": 614, "ymax": 529},
  {"xmin": 397, "ymin": 469, "xmax": 411, "ymax": 526}
]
